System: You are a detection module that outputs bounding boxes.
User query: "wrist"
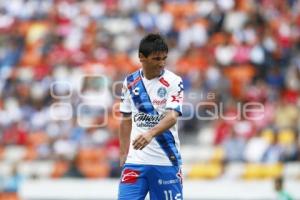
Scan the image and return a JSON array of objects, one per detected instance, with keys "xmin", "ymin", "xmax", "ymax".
[{"xmin": 148, "ymin": 130, "xmax": 156, "ymax": 138}]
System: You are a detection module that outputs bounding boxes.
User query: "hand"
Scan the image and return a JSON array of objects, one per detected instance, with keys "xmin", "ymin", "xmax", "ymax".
[
  {"xmin": 132, "ymin": 132, "xmax": 153, "ymax": 150},
  {"xmin": 120, "ymin": 153, "xmax": 127, "ymax": 167}
]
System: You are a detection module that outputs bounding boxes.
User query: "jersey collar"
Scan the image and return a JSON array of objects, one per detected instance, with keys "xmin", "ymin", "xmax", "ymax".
[{"xmin": 140, "ymin": 69, "xmax": 165, "ymax": 79}]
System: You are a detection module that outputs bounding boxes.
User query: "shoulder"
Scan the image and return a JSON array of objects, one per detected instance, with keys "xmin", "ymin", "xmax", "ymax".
[
  {"xmin": 124, "ymin": 69, "xmax": 141, "ymax": 87},
  {"xmin": 163, "ymin": 69, "xmax": 182, "ymax": 83},
  {"xmin": 125, "ymin": 69, "xmax": 140, "ymax": 80}
]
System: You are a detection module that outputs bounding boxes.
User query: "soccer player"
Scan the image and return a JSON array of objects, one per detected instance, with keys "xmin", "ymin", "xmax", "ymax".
[{"xmin": 118, "ymin": 33, "xmax": 184, "ymax": 200}]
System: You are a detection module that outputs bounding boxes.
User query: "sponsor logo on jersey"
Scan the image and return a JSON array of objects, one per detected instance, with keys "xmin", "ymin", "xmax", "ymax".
[
  {"xmin": 159, "ymin": 77, "xmax": 170, "ymax": 87},
  {"xmin": 157, "ymin": 87, "xmax": 167, "ymax": 98},
  {"xmin": 127, "ymin": 76, "xmax": 141, "ymax": 89},
  {"xmin": 152, "ymin": 99, "xmax": 167, "ymax": 106},
  {"xmin": 133, "ymin": 113, "xmax": 164, "ymax": 128},
  {"xmin": 171, "ymin": 95, "xmax": 182, "ymax": 103},
  {"xmin": 158, "ymin": 178, "xmax": 179, "ymax": 185},
  {"xmin": 121, "ymin": 169, "xmax": 140, "ymax": 183}
]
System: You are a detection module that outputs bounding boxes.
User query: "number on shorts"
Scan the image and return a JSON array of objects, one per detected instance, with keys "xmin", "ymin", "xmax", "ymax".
[{"xmin": 163, "ymin": 190, "xmax": 173, "ymax": 200}]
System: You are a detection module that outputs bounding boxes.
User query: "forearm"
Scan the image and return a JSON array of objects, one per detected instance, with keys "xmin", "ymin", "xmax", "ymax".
[
  {"xmin": 132, "ymin": 110, "xmax": 179, "ymax": 150},
  {"xmin": 119, "ymin": 114, "xmax": 132, "ymax": 154},
  {"xmin": 149, "ymin": 110, "xmax": 178, "ymax": 138}
]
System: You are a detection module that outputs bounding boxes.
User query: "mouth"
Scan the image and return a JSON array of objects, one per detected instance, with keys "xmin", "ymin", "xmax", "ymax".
[{"xmin": 157, "ymin": 68, "xmax": 163, "ymax": 74}]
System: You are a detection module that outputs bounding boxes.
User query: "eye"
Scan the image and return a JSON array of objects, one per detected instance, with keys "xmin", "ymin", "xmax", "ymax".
[{"xmin": 153, "ymin": 56, "xmax": 167, "ymax": 61}]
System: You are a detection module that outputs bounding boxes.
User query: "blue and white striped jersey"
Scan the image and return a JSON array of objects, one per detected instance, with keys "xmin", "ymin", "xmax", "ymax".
[{"xmin": 120, "ymin": 69, "xmax": 184, "ymax": 166}]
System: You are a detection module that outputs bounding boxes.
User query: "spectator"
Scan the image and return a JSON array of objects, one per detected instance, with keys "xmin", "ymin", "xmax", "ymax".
[
  {"xmin": 222, "ymin": 128, "xmax": 246, "ymax": 162},
  {"xmin": 63, "ymin": 154, "xmax": 85, "ymax": 178},
  {"xmin": 263, "ymin": 133, "xmax": 284, "ymax": 163},
  {"xmin": 244, "ymin": 130, "xmax": 269, "ymax": 163},
  {"xmin": 3, "ymin": 163, "xmax": 24, "ymax": 193},
  {"xmin": 274, "ymin": 176, "xmax": 294, "ymax": 200}
]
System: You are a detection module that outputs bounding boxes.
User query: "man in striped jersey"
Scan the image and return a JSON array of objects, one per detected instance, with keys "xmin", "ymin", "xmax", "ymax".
[{"xmin": 118, "ymin": 33, "xmax": 184, "ymax": 200}]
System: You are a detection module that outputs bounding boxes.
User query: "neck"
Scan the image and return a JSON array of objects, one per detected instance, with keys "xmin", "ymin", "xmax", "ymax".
[{"xmin": 142, "ymin": 70, "xmax": 160, "ymax": 80}]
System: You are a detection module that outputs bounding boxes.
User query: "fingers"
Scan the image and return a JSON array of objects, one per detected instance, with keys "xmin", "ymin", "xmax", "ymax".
[
  {"xmin": 132, "ymin": 135, "xmax": 141, "ymax": 147},
  {"xmin": 133, "ymin": 135, "xmax": 148, "ymax": 150},
  {"xmin": 120, "ymin": 155, "xmax": 126, "ymax": 167},
  {"xmin": 120, "ymin": 158, "xmax": 125, "ymax": 167},
  {"xmin": 120, "ymin": 160, "xmax": 124, "ymax": 167}
]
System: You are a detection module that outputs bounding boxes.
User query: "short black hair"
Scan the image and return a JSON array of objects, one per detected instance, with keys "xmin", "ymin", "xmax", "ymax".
[{"xmin": 139, "ymin": 33, "xmax": 168, "ymax": 57}]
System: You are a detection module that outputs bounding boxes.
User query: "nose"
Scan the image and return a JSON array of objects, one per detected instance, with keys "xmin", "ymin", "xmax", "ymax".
[{"xmin": 159, "ymin": 60, "xmax": 165, "ymax": 67}]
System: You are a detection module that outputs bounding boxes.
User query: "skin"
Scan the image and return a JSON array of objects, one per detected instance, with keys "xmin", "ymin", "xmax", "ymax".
[
  {"xmin": 139, "ymin": 51, "xmax": 168, "ymax": 80},
  {"xmin": 132, "ymin": 110, "xmax": 179, "ymax": 150},
  {"xmin": 119, "ymin": 51, "xmax": 179, "ymax": 166},
  {"xmin": 119, "ymin": 113, "xmax": 132, "ymax": 166}
]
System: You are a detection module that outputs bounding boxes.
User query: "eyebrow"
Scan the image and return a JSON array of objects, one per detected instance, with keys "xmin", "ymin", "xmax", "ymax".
[{"xmin": 152, "ymin": 56, "xmax": 167, "ymax": 60}]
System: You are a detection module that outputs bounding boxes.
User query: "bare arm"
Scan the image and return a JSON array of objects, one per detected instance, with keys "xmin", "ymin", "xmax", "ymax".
[
  {"xmin": 119, "ymin": 113, "xmax": 132, "ymax": 166},
  {"xmin": 132, "ymin": 110, "xmax": 179, "ymax": 150}
]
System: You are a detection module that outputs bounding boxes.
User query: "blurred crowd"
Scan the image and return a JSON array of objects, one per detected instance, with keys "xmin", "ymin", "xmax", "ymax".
[{"xmin": 0, "ymin": 0, "xmax": 300, "ymax": 192}]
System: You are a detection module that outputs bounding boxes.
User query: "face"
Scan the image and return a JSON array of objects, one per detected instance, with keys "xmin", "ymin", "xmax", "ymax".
[{"xmin": 139, "ymin": 51, "xmax": 167, "ymax": 76}]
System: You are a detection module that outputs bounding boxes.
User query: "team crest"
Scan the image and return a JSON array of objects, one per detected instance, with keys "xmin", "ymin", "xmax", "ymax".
[{"xmin": 157, "ymin": 87, "xmax": 167, "ymax": 98}]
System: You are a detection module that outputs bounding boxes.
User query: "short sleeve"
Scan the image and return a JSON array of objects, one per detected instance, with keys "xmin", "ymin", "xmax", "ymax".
[
  {"xmin": 165, "ymin": 77, "xmax": 184, "ymax": 116},
  {"xmin": 119, "ymin": 78, "xmax": 132, "ymax": 114}
]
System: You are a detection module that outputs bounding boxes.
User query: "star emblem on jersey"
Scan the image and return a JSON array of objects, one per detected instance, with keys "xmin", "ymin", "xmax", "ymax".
[
  {"xmin": 177, "ymin": 81, "xmax": 184, "ymax": 95},
  {"xmin": 157, "ymin": 87, "xmax": 167, "ymax": 98},
  {"xmin": 133, "ymin": 87, "xmax": 140, "ymax": 95},
  {"xmin": 171, "ymin": 95, "xmax": 182, "ymax": 102}
]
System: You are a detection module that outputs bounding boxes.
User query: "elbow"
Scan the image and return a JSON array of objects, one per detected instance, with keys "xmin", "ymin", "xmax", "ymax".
[
  {"xmin": 166, "ymin": 110, "xmax": 179, "ymax": 126},
  {"xmin": 169, "ymin": 115, "xmax": 178, "ymax": 126}
]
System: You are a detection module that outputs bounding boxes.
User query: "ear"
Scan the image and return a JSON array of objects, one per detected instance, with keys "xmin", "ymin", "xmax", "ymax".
[{"xmin": 139, "ymin": 53, "xmax": 146, "ymax": 62}]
